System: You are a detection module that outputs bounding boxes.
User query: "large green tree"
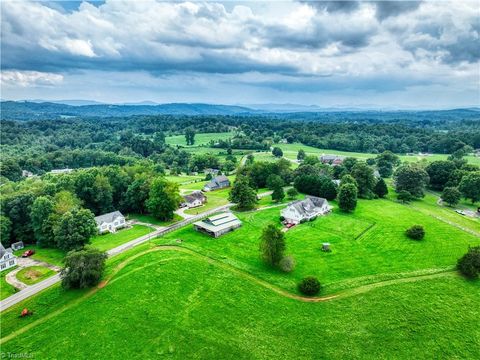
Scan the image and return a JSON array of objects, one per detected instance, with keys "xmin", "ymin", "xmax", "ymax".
[
  {"xmin": 122, "ymin": 175, "xmax": 151, "ymax": 214},
  {"xmin": 374, "ymin": 178, "xmax": 388, "ymax": 198},
  {"xmin": 393, "ymin": 164, "xmax": 430, "ymax": 199},
  {"xmin": 93, "ymin": 175, "xmax": 113, "ymax": 214},
  {"xmin": 0, "ymin": 215, "xmax": 12, "ymax": 246},
  {"xmin": 185, "ymin": 128, "xmax": 196, "ymax": 145},
  {"xmin": 31, "ymin": 196, "xmax": 56, "ymax": 247},
  {"xmin": 375, "ymin": 151, "xmax": 400, "ymax": 178},
  {"xmin": 1, "ymin": 192, "xmax": 35, "ymax": 243},
  {"xmin": 459, "ymin": 172, "xmax": 480, "ymax": 203},
  {"xmin": 297, "ymin": 149, "xmax": 306, "ymax": 161},
  {"xmin": 259, "ymin": 224, "xmax": 286, "ymax": 267},
  {"xmin": 54, "ymin": 208, "xmax": 97, "ymax": 251},
  {"xmin": 61, "ymin": 246, "xmax": 107, "ymax": 289},
  {"xmin": 441, "ymin": 187, "xmax": 461, "ymax": 207},
  {"xmin": 351, "ymin": 162, "xmax": 376, "ymax": 198},
  {"xmin": 338, "ymin": 183, "xmax": 358, "ymax": 212},
  {"xmin": 229, "ymin": 176, "xmax": 257, "ymax": 210},
  {"xmin": 425, "ymin": 161, "xmax": 456, "ymax": 190},
  {"xmin": 146, "ymin": 178, "xmax": 181, "ymax": 221}
]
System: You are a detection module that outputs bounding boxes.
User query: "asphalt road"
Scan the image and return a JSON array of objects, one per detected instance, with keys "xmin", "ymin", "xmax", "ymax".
[{"xmin": 0, "ymin": 203, "xmax": 233, "ymax": 312}]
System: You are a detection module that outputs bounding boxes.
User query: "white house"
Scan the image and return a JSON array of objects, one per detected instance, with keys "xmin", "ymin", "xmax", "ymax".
[
  {"xmin": 281, "ymin": 196, "xmax": 332, "ymax": 225},
  {"xmin": 50, "ymin": 168, "xmax": 73, "ymax": 175},
  {"xmin": 94, "ymin": 211, "xmax": 126, "ymax": 234},
  {"xmin": 0, "ymin": 243, "xmax": 17, "ymax": 271},
  {"xmin": 182, "ymin": 191, "xmax": 207, "ymax": 208}
]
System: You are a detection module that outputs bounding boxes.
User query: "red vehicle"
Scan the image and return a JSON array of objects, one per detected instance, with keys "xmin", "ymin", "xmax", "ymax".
[
  {"xmin": 22, "ymin": 249, "xmax": 35, "ymax": 258},
  {"xmin": 286, "ymin": 223, "xmax": 295, "ymax": 229}
]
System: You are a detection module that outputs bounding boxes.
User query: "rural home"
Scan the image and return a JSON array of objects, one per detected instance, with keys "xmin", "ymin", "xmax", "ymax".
[
  {"xmin": 203, "ymin": 175, "xmax": 230, "ymax": 191},
  {"xmin": 50, "ymin": 168, "xmax": 73, "ymax": 175},
  {"xmin": 281, "ymin": 196, "xmax": 332, "ymax": 225},
  {"xmin": 0, "ymin": 243, "xmax": 17, "ymax": 271},
  {"xmin": 320, "ymin": 155, "xmax": 345, "ymax": 165},
  {"xmin": 205, "ymin": 168, "xmax": 220, "ymax": 176},
  {"xmin": 182, "ymin": 191, "xmax": 207, "ymax": 208},
  {"xmin": 193, "ymin": 212, "xmax": 242, "ymax": 238},
  {"xmin": 94, "ymin": 211, "xmax": 126, "ymax": 234}
]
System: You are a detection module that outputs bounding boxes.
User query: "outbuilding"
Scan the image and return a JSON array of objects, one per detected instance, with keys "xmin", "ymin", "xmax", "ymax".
[{"xmin": 193, "ymin": 212, "xmax": 242, "ymax": 238}]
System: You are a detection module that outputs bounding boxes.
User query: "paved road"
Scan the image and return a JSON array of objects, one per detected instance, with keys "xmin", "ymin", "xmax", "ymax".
[{"xmin": 0, "ymin": 204, "xmax": 234, "ymax": 312}]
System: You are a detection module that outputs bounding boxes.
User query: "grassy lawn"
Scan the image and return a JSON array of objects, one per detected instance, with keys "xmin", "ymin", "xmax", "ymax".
[
  {"xmin": 256, "ymin": 191, "xmax": 304, "ymax": 207},
  {"xmin": 90, "ymin": 225, "xmax": 155, "ymax": 252},
  {"xmin": 1, "ymin": 248, "xmax": 478, "ymax": 359},
  {"xmin": 160, "ymin": 198, "xmax": 480, "ymax": 294},
  {"xmin": 13, "ymin": 246, "xmax": 66, "ymax": 267},
  {"xmin": 183, "ymin": 188, "xmax": 231, "ymax": 215},
  {"xmin": 16, "ymin": 266, "xmax": 56, "ymax": 285},
  {"xmin": 164, "ymin": 174, "xmax": 205, "ymax": 184},
  {"xmin": 127, "ymin": 213, "xmax": 183, "ymax": 226},
  {"xmin": 267, "ymin": 142, "xmax": 480, "ymax": 166},
  {"xmin": 1, "ymin": 268, "xmax": 18, "ymax": 300},
  {"xmin": 166, "ymin": 132, "xmax": 233, "ymax": 147}
]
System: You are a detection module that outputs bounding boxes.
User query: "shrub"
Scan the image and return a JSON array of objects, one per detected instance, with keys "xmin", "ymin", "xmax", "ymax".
[
  {"xmin": 287, "ymin": 187, "xmax": 298, "ymax": 199},
  {"xmin": 406, "ymin": 225, "xmax": 425, "ymax": 240},
  {"xmin": 279, "ymin": 256, "xmax": 296, "ymax": 273},
  {"xmin": 397, "ymin": 190, "xmax": 413, "ymax": 203},
  {"xmin": 457, "ymin": 246, "xmax": 480, "ymax": 279},
  {"xmin": 298, "ymin": 276, "xmax": 321, "ymax": 296},
  {"xmin": 279, "ymin": 216, "xmax": 285, "ymax": 222}
]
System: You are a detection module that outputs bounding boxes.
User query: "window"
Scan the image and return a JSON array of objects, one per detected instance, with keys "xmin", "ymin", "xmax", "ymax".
[
  {"xmin": 9, "ymin": 260, "xmax": 14, "ymax": 266},
  {"xmin": 1, "ymin": 264, "xmax": 5, "ymax": 270}
]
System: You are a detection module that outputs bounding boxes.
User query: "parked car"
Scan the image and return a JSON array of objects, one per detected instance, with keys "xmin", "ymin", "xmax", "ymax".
[
  {"xmin": 22, "ymin": 249, "xmax": 35, "ymax": 258},
  {"xmin": 286, "ymin": 223, "xmax": 295, "ymax": 228},
  {"xmin": 455, "ymin": 210, "xmax": 466, "ymax": 216}
]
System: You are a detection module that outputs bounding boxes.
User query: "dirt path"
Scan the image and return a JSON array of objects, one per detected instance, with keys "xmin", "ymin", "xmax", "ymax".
[
  {"xmin": 5, "ymin": 258, "xmax": 61, "ymax": 291},
  {"xmin": 0, "ymin": 245, "xmax": 457, "ymax": 345}
]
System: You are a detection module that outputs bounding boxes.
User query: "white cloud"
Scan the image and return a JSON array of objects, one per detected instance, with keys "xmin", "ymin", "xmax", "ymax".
[{"xmin": 1, "ymin": 71, "xmax": 64, "ymax": 87}]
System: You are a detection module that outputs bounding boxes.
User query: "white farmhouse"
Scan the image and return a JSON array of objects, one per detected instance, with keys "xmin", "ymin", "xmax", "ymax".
[
  {"xmin": 182, "ymin": 191, "xmax": 207, "ymax": 208},
  {"xmin": 0, "ymin": 243, "xmax": 17, "ymax": 271},
  {"xmin": 281, "ymin": 196, "xmax": 332, "ymax": 225},
  {"xmin": 94, "ymin": 211, "xmax": 126, "ymax": 234}
]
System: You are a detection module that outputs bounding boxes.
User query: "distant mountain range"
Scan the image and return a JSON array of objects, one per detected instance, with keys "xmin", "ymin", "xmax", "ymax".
[{"xmin": 1, "ymin": 100, "xmax": 479, "ymax": 121}]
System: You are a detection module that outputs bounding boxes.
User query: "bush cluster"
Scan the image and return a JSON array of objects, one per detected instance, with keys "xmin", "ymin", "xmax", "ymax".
[
  {"xmin": 298, "ymin": 276, "xmax": 321, "ymax": 296},
  {"xmin": 457, "ymin": 246, "xmax": 480, "ymax": 279},
  {"xmin": 406, "ymin": 225, "xmax": 425, "ymax": 240},
  {"xmin": 279, "ymin": 256, "xmax": 296, "ymax": 273}
]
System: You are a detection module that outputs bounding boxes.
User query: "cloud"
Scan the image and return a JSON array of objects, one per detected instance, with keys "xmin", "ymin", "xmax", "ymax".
[
  {"xmin": 0, "ymin": 0, "xmax": 478, "ymax": 108},
  {"xmin": 1, "ymin": 70, "xmax": 64, "ymax": 87}
]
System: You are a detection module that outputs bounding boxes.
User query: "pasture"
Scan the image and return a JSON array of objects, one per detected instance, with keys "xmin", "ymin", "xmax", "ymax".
[
  {"xmin": 165, "ymin": 132, "xmax": 233, "ymax": 147},
  {"xmin": 1, "ymin": 247, "xmax": 478, "ymax": 359}
]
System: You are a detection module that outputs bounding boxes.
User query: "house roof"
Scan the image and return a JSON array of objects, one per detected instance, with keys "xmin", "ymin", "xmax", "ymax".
[
  {"xmin": 0, "ymin": 243, "xmax": 13, "ymax": 259},
  {"xmin": 284, "ymin": 196, "xmax": 328, "ymax": 217},
  {"xmin": 183, "ymin": 191, "xmax": 206, "ymax": 203},
  {"xmin": 194, "ymin": 212, "xmax": 241, "ymax": 233},
  {"xmin": 205, "ymin": 175, "xmax": 230, "ymax": 189},
  {"xmin": 94, "ymin": 211, "xmax": 124, "ymax": 226}
]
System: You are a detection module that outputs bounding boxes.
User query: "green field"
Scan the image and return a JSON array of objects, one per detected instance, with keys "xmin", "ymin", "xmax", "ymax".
[
  {"xmin": 264, "ymin": 143, "xmax": 480, "ymax": 166},
  {"xmin": 166, "ymin": 132, "xmax": 233, "ymax": 147},
  {"xmin": 0, "ymin": 268, "xmax": 18, "ymax": 300},
  {"xmin": 164, "ymin": 174, "xmax": 205, "ymax": 184},
  {"xmin": 90, "ymin": 225, "xmax": 154, "ymax": 252},
  {"xmin": 16, "ymin": 266, "xmax": 56, "ymax": 285},
  {"xmin": 161, "ymin": 198, "xmax": 480, "ymax": 294},
  {"xmin": 1, "ymin": 247, "xmax": 478, "ymax": 359},
  {"xmin": 127, "ymin": 213, "xmax": 183, "ymax": 226},
  {"xmin": 1, "ymin": 194, "xmax": 479, "ymax": 358}
]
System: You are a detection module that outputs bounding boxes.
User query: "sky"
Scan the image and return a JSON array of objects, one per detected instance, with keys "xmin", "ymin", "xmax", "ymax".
[{"xmin": 1, "ymin": 0, "xmax": 479, "ymax": 109}]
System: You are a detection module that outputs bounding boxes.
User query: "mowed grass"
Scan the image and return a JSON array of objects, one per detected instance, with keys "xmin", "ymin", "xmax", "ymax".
[
  {"xmin": 90, "ymin": 225, "xmax": 154, "ymax": 252},
  {"xmin": 166, "ymin": 132, "xmax": 233, "ymax": 147},
  {"xmin": 127, "ymin": 213, "xmax": 183, "ymax": 226},
  {"xmin": 1, "ymin": 249, "xmax": 479, "ymax": 359},
  {"xmin": 160, "ymin": 198, "xmax": 480, "ymax": 294},
  {"xmin": 14, "ymin": 246, "xmax": 65, "ymax": 267},
  {"xmin": 16, "ymin": 266, "xmax": 56, "ymax": 285},
  {"xmin": 268, "ymin": 142, "xmax": 480, "ymax": 166},
  {"xmin": 1, "ymin": 268, "xmax": 18, "ymax": 300}
]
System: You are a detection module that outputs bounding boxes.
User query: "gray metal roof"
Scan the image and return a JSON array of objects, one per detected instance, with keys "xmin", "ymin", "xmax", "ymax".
[
  {"xmin": 288, "ymin": 196, "xmax": 327, "ymax": 216},
  {"xmin": 183, "ymin": 191, "xmax": 206, "ymax": 204},
  {"xmin": 94, "ymin": 211, "xmax": 124, "ymax": 226},
  {"xmin": 0, "ymin": 243, "xmax": 13, "ymax": 259},
  {"xmin": 194, "ymin": 212, "xmax": 241, "ymax": 232}
]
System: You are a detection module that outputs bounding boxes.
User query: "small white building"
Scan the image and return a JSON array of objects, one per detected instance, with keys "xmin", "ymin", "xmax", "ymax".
[
  {"xmin": 94, "ymin": 211, "xmax": 126, "ymax": 234},
  {"xmin": 50, "ymin": 168, "xmax": 73, "ymax": 175},
  {"xmin": 281, "ymin": 196, "xmax": 332, "ymax": 225},
  {"xmin": 193, "ymin": 212, "xmax": 242, "ymax": 238},
  {"xmin": 0, "ymin": 243, "xmax": 17, "ymax": 271},
  {"xmin": 182, "ymin": 191, "xmax": 207, "ymax": 208}
]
